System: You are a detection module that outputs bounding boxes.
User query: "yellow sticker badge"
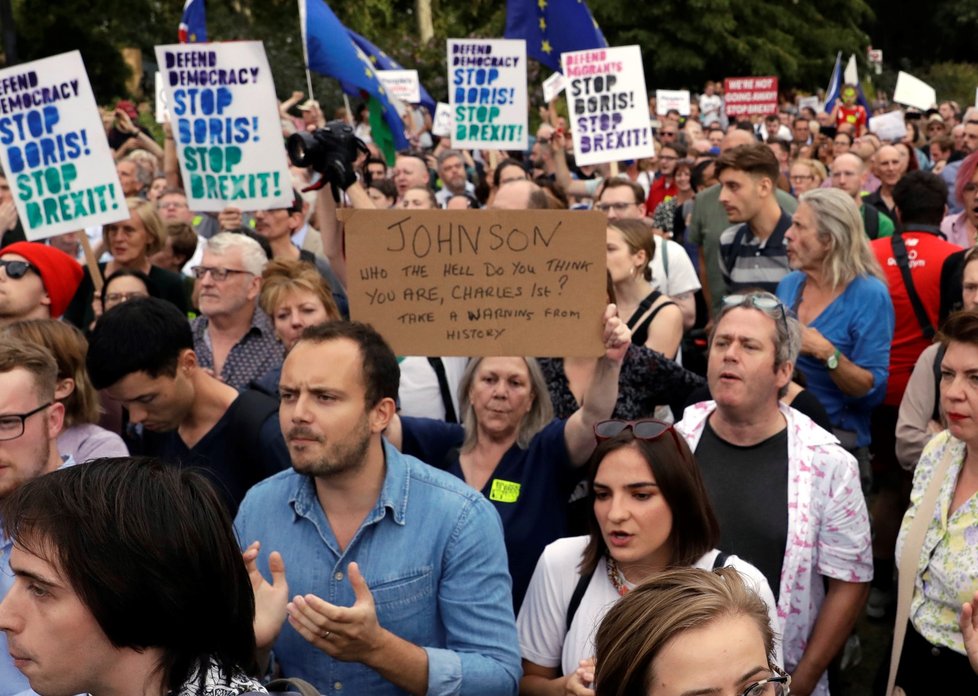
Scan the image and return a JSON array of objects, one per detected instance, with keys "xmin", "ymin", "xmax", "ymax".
[{"xmin": 488, "ymin": 478, "xmax": 521, "ymax": 503}]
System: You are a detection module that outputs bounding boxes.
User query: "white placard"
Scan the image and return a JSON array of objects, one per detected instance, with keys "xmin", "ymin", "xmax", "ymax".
[
  {"xmin": 798, "ymin": 95, "xmax": 820, "ymax": 113},
  {"xmin": 893, "ymin": 71, "xmax": 936, "ymax": 111},
  {"xmin": 655, "ymin": 89, "xmax": 691, "ymax": 116},
  {"xmin": 432, "ymin": 102, "xmax": 453, "ymax": 137},
  {"xmin": 0, "ymin": 51, "xmax": 128, "ymax": 241},
  {"xmin": 562, "ymin": 45, "xmax": 654, "ymax": 167},
  {"xmin": 448, "ymin": 38, "xmax": 528, "ymax": 150},
  {"xmin": 543, "ymin": 71, "xmax": 567, "ymax": 103},
  {"xmin": 869, "ymin": 109, "xmax": 906, "ymax": 142},
  {"xmin": 155, "ymin": 71, "xmax": 169, "ymax": 124},
  {"xmin": 155, "ymin": 41, "xmax": 292, "ymax": 212},
  {"xmin": 377, "ymin": 69, "xmax": 421, "ymax": 104}
]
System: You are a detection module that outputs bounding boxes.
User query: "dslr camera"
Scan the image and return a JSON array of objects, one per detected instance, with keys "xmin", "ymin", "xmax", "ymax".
[{"xmin": 287, "ymin": 120, "xmax": 369, "ymax": 201}]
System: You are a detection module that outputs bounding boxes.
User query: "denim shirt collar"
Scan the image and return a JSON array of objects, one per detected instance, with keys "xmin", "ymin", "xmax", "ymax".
[{"xmin": 286, "ymin": 437, "xmax": 410, "ymax": 531}]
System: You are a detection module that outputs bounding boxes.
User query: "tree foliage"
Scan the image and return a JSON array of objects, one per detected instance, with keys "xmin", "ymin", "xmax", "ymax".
[{"xmin": 0, "ymin": 0, "xmax": 974, "ymax": 111}]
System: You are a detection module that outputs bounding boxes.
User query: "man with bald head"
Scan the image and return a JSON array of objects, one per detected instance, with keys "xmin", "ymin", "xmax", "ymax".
[
  {"xmin": 864, "ymin": 144, "xmax": 905, "ymax": 219},
  {"xmin": 831, "ymin": 153, "xmax": 894, "ymax": 239},
  {"xmin": 490, "ymin": 179, "xmax": 549, "ymax": 210},
  {"xmin": 392, "ymin": 153, "xmax": 430, "ymax": 202},
  {"xmin": 689, "ymin": 128, "xmax": 798, "ymax": 315}
]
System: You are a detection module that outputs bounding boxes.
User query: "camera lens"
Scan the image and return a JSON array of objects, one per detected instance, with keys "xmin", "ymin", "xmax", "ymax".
[{"xmin": 287, "ymin": 132, "xmax": 318, "ymax": 168}]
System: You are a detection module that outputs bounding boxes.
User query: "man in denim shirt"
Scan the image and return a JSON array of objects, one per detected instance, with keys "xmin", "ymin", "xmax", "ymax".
[{"xmin": 236, "ymin": 321, "xmax": 520, "ymax": 695}]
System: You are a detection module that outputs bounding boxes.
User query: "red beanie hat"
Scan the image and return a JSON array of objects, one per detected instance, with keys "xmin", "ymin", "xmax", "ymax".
[{"xmin": 0, "ymin": 241, "xmax": 84, "ymax": 318}]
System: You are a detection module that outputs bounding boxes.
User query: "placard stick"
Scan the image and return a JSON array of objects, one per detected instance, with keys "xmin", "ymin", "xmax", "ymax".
[
  {"xmin": 608, "ymin": 162, "xmax": 619, "ymax": 177},
  {"xmin": 80, "ymin": 234, "xmax": 104, "ymax": 294}
]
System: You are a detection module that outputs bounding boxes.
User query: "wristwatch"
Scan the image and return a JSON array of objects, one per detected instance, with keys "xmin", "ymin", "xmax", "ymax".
[{"xmin": 826, "ymin": 348, "xmax": 841, "ymax": 371}]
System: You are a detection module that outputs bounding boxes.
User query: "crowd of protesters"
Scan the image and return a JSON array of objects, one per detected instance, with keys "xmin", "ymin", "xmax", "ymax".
[{"xmin": 1, "ymin": 78, "xmax": 978, "ymax": 696}]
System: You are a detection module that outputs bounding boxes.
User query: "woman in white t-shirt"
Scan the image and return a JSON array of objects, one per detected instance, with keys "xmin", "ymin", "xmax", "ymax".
[{"xmin": 517, "ymin": 420, "xmax": 780, "ymax": 695}]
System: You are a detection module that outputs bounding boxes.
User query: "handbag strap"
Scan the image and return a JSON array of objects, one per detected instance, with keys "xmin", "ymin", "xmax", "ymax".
[{"xmin": 886, "ymin": 433, "xmax": 958, "ymax": 696}]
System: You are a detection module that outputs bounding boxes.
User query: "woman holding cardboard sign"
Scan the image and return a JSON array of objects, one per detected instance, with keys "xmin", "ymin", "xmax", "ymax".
[{"xmin": 384, "ymin": 304, "xmax": 630, "ymax": 611}]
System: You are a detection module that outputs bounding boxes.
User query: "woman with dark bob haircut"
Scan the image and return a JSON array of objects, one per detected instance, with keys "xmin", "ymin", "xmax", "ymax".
[
  {"xmin": 517, "ymin": 425, "xmax": 780, "ymax": 694},
  {"xmin": 593, "ymin": 567, "xmax": 787, "ymax": 696},
  {"xmin": 0, "ymin": 457, "xmax": 267, "ymax": 695}
]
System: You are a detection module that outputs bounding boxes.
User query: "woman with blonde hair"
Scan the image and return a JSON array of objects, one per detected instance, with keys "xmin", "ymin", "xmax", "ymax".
[
  {"xmin": 259, "ymin": 258, "xmax": 340, "ymax": 351},
  {"xmin": 64, "ymin": 197, "xmax": 188, "ymax": 330},
  {"xmin": 777, "ymin": 187, "xmax": 893, "ymax": 463},
  {"xmin": 593, "ymin": 567, "xmax": 787, "ymax": 696},
  {"xmin": 3, "ymin": 319, "xmax": 127, "ymax": 462},
  {"xmin": 789, "ymin": 157, "xmax": 827, "ymax": 196}
]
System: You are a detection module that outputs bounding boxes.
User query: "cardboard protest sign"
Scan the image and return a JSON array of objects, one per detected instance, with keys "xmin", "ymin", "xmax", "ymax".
[
  {"xmin": 432, "ymin": 102, "xmax": 453, "ymax": 137},
  {"xmin": 562, "ymin": 46, "xmax": 654, "ymax": 167},
  {"xmin": 723, "ymin": 76, "xmax": 778, "ymax": 117},
  {"xmin": 345, "ymin": 209, "xmax": 606, "ymax": 357},
  {"xmin": 656, "ymin": 89, "xmax": 691, "ymax": 116},
  {"xmin": 378, "ymin": 69, "xmax": 421, "ymax": 104},
  {"xmin": 543, "ymin": 71, "xmax": 567, "ymax": 103},
  {"xmin": 893, "ymin": 71, "xmax": 936, "ymax": 111},
  {"xmin": 155, "ymin": 41, "xmax": 292, "ymax": 212},
  {"xmin": 797, "ymin": 95, "xmax": 820, "ymax": 113},
  {"xmin": 448, "ymin": 39, "xmax": 528, "ymax": 150},
  {"xmin": 869, "ymin": 110, "xmax": 906, "ymax": 142},
  {"xmin": 0, "ymin": 51, "xmax": 128, "ymax": 241}
]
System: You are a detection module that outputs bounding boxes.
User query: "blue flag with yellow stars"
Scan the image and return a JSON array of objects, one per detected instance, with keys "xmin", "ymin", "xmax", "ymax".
[
  {"xmin": 346, "ymin": 29, "xmax": 437, "ymax": 117},
  {"xmin": 504, "ymin": 0, "xmax": 607, "ymax": 73},
  {"xmin": 301, "ymin": 0, "xmax": 409, "ymax": 151}
]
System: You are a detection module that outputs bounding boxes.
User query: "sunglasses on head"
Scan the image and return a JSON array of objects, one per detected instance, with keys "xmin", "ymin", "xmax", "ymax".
[
  {"xmin": 0, "ymin": 259, "xmax": 37, "ymax": 280},
  {"xmin": 594, "ymin": 419, "xmax": 680, "ymax": 448}
]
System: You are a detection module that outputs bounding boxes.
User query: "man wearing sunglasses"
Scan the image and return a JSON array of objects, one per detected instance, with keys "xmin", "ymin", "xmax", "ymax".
[
  {"xmin": 0, "ymin": 242, "xmax": 83, "ymax": 327},
  {"xmin": 676, "ymin": 292, "xmax": 872, "ymax": 696},
  {"xmin": 0, "ymin": 337, "xmax": 74, "ymax": 696}
]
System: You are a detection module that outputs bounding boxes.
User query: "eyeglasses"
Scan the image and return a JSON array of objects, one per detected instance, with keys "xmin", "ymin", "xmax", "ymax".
[
  {"xmin": 789, "ymin": 175, "xmax": 813, "ymax": 183},
  {"xmin": 191, "ymin": 266, "xmax": 254, "ymax": 281},
  {"xmin": 105, "ymin": 291, "xmax": 148, "ymax": 305},
  {"xmin": 0, "ymin": 259, "xmax": 37, "ymax": 280},
  {"xmin": 723, "ymin": 294, "xmax": 789, "ymax": 336},
  {"xmin": 594, "ymin": 419, "xmax": 683, "ymax": 451},
  {"xmin": 0, "ymin": 402, "xmax": 52, "ymax": 442},
  {"xmin": 594, "ymin": 201, "xmax": 637, "ymax": 213},
  {"xmin": 740, "ymin": 665, "xmax": 791, "ymax": 696},
  {"xmin": 537, "ymin": 137, "xmax": 551, "ymax": 145}
]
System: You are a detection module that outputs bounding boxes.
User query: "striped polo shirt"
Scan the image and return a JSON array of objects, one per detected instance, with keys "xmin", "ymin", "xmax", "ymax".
[{"xmin": 718, "ymin": 210, "xmax": 793, "ymax": 294}]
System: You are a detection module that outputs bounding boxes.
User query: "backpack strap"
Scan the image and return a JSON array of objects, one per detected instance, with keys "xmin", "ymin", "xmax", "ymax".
[
  {"xmin": 426, "ymin": 357, "xmax": 458, "ymax": 423},
  {"xmin": 890, "ymin": 233, "xmax": 936, "ymax": 341},
  {"xmin": 566, "ymin": 565, "xmax": 597, "ymax": 633},
  {"xmin": 712, "ymin": 550, "xmax": 729, "ymax": 570},
  {"xmin": 932, "ymin": 343, "xmax": 947, "ymax": 423},
  {"xmin": 862, "ymin": 203, "xmax": 880, "ymax": 240}
]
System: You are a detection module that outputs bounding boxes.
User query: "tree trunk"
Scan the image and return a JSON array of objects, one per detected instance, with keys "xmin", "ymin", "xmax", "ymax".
[{"xmin": 416, "ymin": 0, "xmax": 433, "ymax": 43}]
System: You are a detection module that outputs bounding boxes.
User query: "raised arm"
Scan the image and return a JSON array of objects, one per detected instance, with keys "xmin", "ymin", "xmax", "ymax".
[
  {"xmin": 551, "ymin": 131, "xmax": 593, "ymax": 198},
  {"xmin": 564, "ymin": 305, "xmax": 630, "ymax": 465},
  {"xmin": 317, "ymin": 180, "xmax": 376, "ymax": 288}
]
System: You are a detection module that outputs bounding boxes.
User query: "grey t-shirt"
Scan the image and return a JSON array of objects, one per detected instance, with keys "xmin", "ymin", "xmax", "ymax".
[{"xmin": 694, "ymin": 420, "xmax": 789, "ymax": 599}]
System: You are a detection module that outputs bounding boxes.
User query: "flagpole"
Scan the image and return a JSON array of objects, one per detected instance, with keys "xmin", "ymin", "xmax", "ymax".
[{"xmin": 297, "ymin": 0, "xmax": 315, "ymax": 101}]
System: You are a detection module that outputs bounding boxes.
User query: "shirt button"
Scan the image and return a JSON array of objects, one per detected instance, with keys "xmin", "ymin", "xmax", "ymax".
[
  {"xmin": 931, "ymin": 646, "xmax": 941, "ymax": 657},
  {"xmin": 334, "ymin": 682, "xmax": 343, "ymax": 690},
  {"xmin": 334, "ymin": 571, "xmax": 344, "ymax": 581}
]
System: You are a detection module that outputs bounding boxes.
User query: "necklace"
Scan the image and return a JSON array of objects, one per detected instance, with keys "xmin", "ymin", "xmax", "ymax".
[{"xmin": 606, "ymin": 557, "xmax": 630, "ymax": 596}]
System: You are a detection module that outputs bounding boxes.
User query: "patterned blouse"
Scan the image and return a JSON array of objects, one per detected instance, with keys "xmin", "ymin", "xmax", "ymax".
[
  {"xmin": 540, "ymin": 344, "xmax": 705, "ymax": 421},
  {"xmin": 896, "ymin": 430, "xmax": 978, "ymax": 654}
]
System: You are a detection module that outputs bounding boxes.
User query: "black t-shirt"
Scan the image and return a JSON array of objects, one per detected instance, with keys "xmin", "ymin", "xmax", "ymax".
[
  {"xmin": 130, "ymin": 391, "xmax": 291, "ymax": 515},
  {"xmin": 694, "ymin": 420, "xmax": 789, "ymax": 600}
]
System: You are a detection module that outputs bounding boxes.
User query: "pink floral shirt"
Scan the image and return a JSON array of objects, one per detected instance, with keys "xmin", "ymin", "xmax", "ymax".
[{"xmin": 676, "ymin": 402, "xmax": 873, "ymax": 696}]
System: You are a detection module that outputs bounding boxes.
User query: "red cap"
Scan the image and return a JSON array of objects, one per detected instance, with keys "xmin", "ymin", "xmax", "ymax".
[{"xmin": 0, "ymin": 242, "xmax": 84, "ymax": 318}]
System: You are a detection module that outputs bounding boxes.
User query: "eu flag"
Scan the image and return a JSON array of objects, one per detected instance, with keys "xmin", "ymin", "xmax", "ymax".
[
  {"xmin": 346, "ymin": 29, "xmax": 437, "ymax": 117},
  {"xmin": 301, "ymin": 0, "xmax": 409, "ymax": 151},
  {"xmin": 178, "ymin": 0, "xmax": 207, "ymax": 43},
  {"xmin": 504, "ymin": 0, "xmax": 607, "ymax": 73}
]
